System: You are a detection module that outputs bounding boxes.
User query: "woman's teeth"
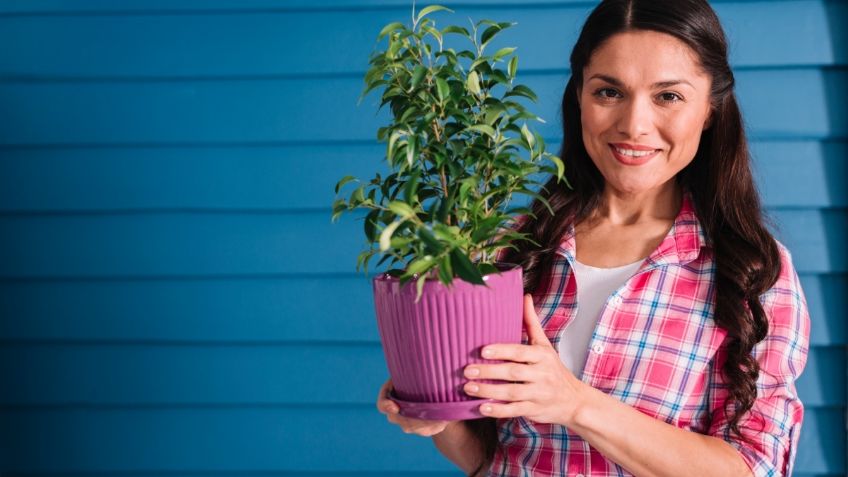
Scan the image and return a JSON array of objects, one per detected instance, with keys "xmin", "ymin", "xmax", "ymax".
[{"xmin": 614, "ymin": 147, "xmax": 657, "ymax": 157}]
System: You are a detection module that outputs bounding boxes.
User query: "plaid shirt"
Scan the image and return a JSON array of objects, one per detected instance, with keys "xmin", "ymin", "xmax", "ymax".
[{"xmin": 487, "ymin": 193, "xmax": 811, "ymax": 477}]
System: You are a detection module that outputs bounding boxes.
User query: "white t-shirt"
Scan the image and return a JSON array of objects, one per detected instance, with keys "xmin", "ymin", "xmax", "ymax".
[{"xmin": 558, "ymin": 257, "xmax": 643, "ymax": 380}]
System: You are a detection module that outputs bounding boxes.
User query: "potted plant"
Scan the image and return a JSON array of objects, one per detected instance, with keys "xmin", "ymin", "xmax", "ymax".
[{"xmin": 332, "ymin": 3, "xmax": 566, "ymax": 420}]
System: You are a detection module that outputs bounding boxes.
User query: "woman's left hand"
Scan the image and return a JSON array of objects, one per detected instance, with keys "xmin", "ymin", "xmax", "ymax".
[{"xmin": 463, "ymin": 294, "xmax": 586, "ymax": 426}]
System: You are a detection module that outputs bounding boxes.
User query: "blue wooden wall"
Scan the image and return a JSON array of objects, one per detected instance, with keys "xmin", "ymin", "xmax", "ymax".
[{"xmin": 0, "ymin": 0, "xmax": 845, "ymax": 475}]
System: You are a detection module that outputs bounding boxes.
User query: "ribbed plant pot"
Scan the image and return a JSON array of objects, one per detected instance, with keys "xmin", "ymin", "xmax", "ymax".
[{"xmin": 373, "ymin": 262, "xmax": 524, "ymax": 421}]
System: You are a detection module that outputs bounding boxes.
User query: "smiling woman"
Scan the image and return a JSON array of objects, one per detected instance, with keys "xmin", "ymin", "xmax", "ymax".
[
  {"xmin": 577, "ymin": 30, "xmax": 714, "ymax": 202},
  {"xmin": 377, "ymin": 0, "xmax": 812, "ymax": 476}
]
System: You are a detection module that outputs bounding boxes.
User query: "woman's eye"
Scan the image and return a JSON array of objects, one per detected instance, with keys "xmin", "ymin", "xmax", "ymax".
[
  {"xmin": 593, "ymin": 88, "xmax": 620, "ymax": 100},
  {"xmin": 659, "ymin": 92, "xmax": 683, "ymax": 103}
]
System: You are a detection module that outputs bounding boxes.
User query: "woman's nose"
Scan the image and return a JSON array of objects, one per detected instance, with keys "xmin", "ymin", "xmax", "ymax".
[{"xmin": 616, "ymin": 96, "xmax": 655, "ymax": 138}]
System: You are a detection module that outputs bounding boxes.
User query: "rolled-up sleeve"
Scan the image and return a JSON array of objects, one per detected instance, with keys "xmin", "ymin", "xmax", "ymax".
[{"xmin": 707, "ymin": 242, "xmax": 811, "ymax": 477}]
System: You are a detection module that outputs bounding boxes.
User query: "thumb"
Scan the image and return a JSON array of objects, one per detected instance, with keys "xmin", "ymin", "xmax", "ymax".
[{"xmin": 523, "ymin": 294, "xmax": 552, "ymax": 348}]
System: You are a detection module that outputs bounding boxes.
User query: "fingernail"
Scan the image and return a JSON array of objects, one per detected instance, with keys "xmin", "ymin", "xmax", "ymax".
[
  {"xmin": 465, "ymin": 367, "xmax": 480, "ymax": 377},
  {"xmin": 481, "ymin": 405, "xmax": 492, "ymax": 414},
  {"xmin": 482, "ymin": 348, "xmax": 494, "ymax": 357},
  {"xmin": 466, "ymin": 383, "xmax": 479, "ymax": 393}
]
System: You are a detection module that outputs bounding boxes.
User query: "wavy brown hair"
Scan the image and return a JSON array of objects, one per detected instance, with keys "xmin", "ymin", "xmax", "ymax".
[{"xmin": 466, "ymin": 0, "xmax": 781, "ymax": 475}]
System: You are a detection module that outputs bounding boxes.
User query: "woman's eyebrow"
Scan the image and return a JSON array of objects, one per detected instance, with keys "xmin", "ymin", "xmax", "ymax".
[{"xmin": 588, "ymin": 73, "xmax": 694, "ymax": 89}]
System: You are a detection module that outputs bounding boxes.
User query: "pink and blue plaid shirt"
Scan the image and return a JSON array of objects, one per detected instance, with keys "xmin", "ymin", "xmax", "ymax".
[{"xmin": 487, "ymin": 193, "xmax": 811, "ymax": 477}]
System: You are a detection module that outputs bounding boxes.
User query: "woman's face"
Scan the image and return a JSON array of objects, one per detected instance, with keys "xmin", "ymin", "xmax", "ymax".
[{"xmin": 578, "ymin": 30, "xmax": 714, "ymax": 196}]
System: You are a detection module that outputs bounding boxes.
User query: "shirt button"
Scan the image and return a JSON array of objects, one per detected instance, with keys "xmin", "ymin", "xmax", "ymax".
[
  {"xmin": 593, "ymin": 344, "xmax": 604, "ymax": 354},
  {"xmin": 613, "ymin": 295, "xmax": 623, "ymax": 305}
]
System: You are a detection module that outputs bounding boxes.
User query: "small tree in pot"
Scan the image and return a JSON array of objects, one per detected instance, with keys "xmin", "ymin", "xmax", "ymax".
[{"xmin": 332, "ymin": 3, "xmax": 567, "ymax": 420}]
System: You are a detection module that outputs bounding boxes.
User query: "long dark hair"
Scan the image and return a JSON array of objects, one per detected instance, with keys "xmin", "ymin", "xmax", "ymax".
[{"xmin": 467, "ymin": 0, "xmax": 781, "ymax": 474}]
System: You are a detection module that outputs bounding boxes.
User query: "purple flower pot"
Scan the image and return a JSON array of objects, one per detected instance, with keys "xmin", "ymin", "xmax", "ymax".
[{"xmin": 372, "ymin": 263, "xmax": 524, "ymax": 420}]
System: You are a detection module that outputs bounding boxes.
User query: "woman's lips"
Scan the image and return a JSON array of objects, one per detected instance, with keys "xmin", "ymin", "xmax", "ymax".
[{"xmin": 609, "ymin": 144, "xmax": 660, "ymax": 166}]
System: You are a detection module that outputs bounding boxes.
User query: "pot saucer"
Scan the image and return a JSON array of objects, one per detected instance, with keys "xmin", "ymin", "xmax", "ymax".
[{"xmin": 387, "ymin": 389, "xmax": 504, "ymax": 421}]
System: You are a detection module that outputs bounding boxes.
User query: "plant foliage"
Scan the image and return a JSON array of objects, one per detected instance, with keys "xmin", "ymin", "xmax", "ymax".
[{"xmin": 332, "ymin": 3, "xmax": 568, "ymax": 299}]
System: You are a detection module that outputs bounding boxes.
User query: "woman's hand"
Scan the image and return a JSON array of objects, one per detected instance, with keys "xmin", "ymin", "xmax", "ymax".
[
  {"xmin": 462, "ymin": 294, "xmax": 586, "ymax": 426},
  {"xmin": 376, "ymin": 378, "xmax": 461, "ymax": 436}
]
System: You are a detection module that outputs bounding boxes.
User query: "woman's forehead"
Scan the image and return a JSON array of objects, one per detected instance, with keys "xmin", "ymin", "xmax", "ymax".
[{"xmin": 585, "ymin": 30, "xmax": 709, "ymax": 86}]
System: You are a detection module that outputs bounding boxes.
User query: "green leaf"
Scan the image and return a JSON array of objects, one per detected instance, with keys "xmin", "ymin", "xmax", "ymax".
[
  {"xmin": 442, "ymin": 25, "xmax": 470, "ymax": 37},
  {"xmin": 548, "ymin": 154, "xmax": 565, "ymax": 181},
  {"xmin": 390, "ymin": 238, "xmax": 414, "ymax": 251},
  {"xmin": 483, "ymin": 103, "xmax": 506, "ymax": 126},
  {"xmin": 480, "ymin": 24, "xmax": 501, "ymax": 46},
  {"xmin": 421, "ymin": 25, "xmax": 442, "ymax": 44},
  {"xmin": 418, "ymin": 227, "xmax": 445, "ymax": 254},
  {"xmin": 508, "ymin": 56, "xmax": 518, "ymax": 79},
  {"xmin": 410, "ymin": 65, "xmax": 427, "ymax": 91},
  {"xmin": 415, "ymin": 5, "xmax": 453, "ymax": 25},
  {"xmin": 437, "ymin": 255, "xmax": 453, "ymax": 284},
  {"xmin": 387, "ymin": 130, "xmax": 403, "ymax": 160},
  {"xmin": 492, "ymin": 47, "xmax": 516, "ymax": 61},
  {"xmin": 437, "ymin": 194, "xmax": 453, "ymax": 223},
  {"xmin": 436, "ymin": 77, "xmax": 450, "ymax": 103},
  {"xmin": 334, "ymin": 175, "xmax": 357, "ymax": 194},
  {"xmin": 405, "ymin": 134, "xmax": 417, "ymax": 168},
  {"xmin": 378, "ymin": 22, "xmax": 406, "ymax": 40},
  {"xmin": 379, "ymin": 220, "xmax": 404, "ymax": 251},
  {"xmin": 479, "ymin": 263, "xmax": 500, "ymax": 276},
  {"xmin": 414, "ymin": 274, "xmax": 428, "ymax": 303},
  {"xmin": 433, "ymin": 223, "xmax": 461, "ymax": 244},
  {"xmin": 450, "ymin": 249, "xmax": 485, "ymax": 285},
  {"xmin": 466, "ymin": 70, "xmax": 481, "ymax": 95},
  {"xmin": 407, "ymin": 255, "xmax": 437, "ymax": 275},
  {"xmin": 521, "ymin": 123, "xmax": 535, "ymax": 149},
  {"xmin": 364, "ymin": 209, "xmax": 380, "ymax": 242},
  {"xmin": 505, "ymin": 84, "xmax": 538, "ymax": 102},
  {"xmin": 403, "ymin": 169, "xmax": 421, "ymax": 203},
  {"xmin": 471, "ymin": 215, "xmax": 505, "ymax": 243},
  {"xmin": 490, "ymin": 69, "xmax": 510, "ymax": 86},
  {"xmin": 388, "ymin": 200, "xmax": 416, "ymax": 219},
  {"xmin": 480, "ymin": 21, "xmax": 516, "ymax": 47},
  {"xmin": 331, "ymin": 198, "xmax": 347, "ymax": 222},
  {"xmin": 350, "ymin": 185, "xmax": 365, "ymax": 205},
  {"xmin": 464, "ymin": 124, "xmax": 495, "ymax": 138}
]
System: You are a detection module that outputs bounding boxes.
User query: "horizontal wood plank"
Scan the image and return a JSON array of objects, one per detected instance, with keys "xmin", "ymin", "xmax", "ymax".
[
  {"xmin": 0, "ymin": 209, "xmax": 844, "ymax": 277},
  {"xmin": 0, "ymin": 343, "xmax": 840, "ymax": 407},
  {"xmin": 0, "ymin": 407, "xmax": 842, "ymax": 474},
  {"xmin": 0, "ymin": 140, "xmax": 844, "ymax": 212},
  {"xmin": 0, "ymin": 0, "xmax": 828, "ymax": 12},
  {"xmin": 0, "ymin": 69, "xmax": 845, "ymax": 146},
  {"xmin": 0, "ymin": 1, "xmax": 844, "ymax": 78},
  {"xmin": 0, "ymin": 473, "xmax": 463, "ymax": 477},
  {"xmin": 0, "ymin": 274, "xmax": 843, "ymax": 346}
]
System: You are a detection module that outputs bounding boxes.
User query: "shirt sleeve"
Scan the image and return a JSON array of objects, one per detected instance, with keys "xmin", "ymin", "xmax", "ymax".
[{"xmin": 707, "ymin": 241, "xmax": 811, "ymax": 477}]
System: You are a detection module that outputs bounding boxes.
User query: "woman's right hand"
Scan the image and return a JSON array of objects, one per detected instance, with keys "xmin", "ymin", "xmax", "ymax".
[{"xmin": 377, "ymin": 378, "xmax": 460, "ymax": 437}]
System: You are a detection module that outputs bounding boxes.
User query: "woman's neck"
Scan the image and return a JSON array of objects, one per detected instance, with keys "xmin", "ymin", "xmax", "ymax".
[{"xmin": 592, "ymin": 181, "xmax": 682, "ymax": 226}]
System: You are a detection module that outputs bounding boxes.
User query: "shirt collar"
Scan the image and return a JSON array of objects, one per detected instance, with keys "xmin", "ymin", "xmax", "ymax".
[{"xmin": 555, "ymin": 190, "xmax": 709, "ymax": 268}]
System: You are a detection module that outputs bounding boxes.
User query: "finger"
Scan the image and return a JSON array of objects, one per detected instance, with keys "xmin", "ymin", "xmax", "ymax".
[
  {"xmin": 524, "ymin": 294, "xmax": 553, "ymax": 348},
  {"xmin": 465, "ymin": 361, "xmax": 536, "ymax": 381},
  {"xmin": 479, "ymin": 400, "xmax": 530, "ymax": 418},
  {"xmin": 464, "ymin": 381, "xmax": 532, "ymax": 402},
  {"xmin": 377, "ymin": 379, "xmax": 399, "ymax": 415},
  {"xmin": 380, "ymin": 399, "xmax": 400, "ymax": 415},
  {"xmin": 476, "ymin": 343, "xmax": 544, "ymax": 365},
  {"xmin": 377, "ymin": 378, "xmax": 392, "ymax": 401},
  {"xmin": 389, "ymin": 413, "xmax": 448, "ymax": 434}
]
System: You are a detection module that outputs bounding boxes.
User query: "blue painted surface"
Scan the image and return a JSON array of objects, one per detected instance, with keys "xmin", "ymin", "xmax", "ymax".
[{"xmin": 0, "ymin": 1, "xmax": 845, "ymax": 475}]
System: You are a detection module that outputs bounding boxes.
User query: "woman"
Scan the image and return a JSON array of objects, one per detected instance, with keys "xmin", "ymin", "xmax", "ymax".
[{"xmin": 377, "ymin": 0, "xmax": 810, "ymax": 476}]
